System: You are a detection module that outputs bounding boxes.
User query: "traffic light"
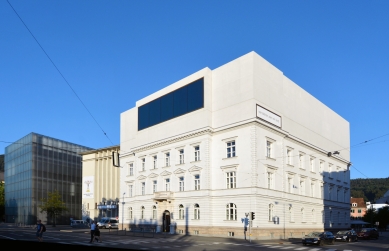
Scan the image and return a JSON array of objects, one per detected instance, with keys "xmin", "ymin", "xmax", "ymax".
[{"xmin": 251, "ymin": 212, "xmax": 255, "ymax": 220}]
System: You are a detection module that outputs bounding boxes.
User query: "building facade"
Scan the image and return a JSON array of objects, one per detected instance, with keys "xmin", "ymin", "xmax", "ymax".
[
  {"xmin": 4, "ymin": 132, "xmax": 93, "ymax": 224},
  {"xmin": 120, "ymin": 52, "xmax": 351, "ymax": 239},
  {"xmin": 81, "ymin": 145, "xmax": 120, "ymax": 222},
  {"xmin": 350, "ymin": 198, "xmax": 366, "ymax": 219}
]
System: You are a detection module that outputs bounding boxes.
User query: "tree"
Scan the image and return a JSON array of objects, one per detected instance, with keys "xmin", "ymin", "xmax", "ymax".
[
  {"xmin": 39, "ymin": 190, "xmax": 68, "ymax": 227},
  {"xmin": 363, "ymin": 207, "xmax": 376, "ymax": 225},
  {"xmin": 376, "ymin": 206, "xmax": 389, "ymax": 230}
]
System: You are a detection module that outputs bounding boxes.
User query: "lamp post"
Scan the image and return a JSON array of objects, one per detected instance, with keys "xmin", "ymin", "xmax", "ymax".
[{"xmin": 122, "ymin": 192, "xmax": 125, "ymax": 230}]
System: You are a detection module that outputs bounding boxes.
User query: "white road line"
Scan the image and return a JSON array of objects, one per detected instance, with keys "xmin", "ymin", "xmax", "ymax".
[
  {"xmin": 293, "ymin": 247, "xmax": 308, "ymax": 250},
  {"xmin": 324, "ymin": 249, "xmax": 336, "ymax": 251},
  {"xmin": 269, "ymin": 246, "xmax": 284, "ymax": 248},
  {"xmin": 0, "ymin": 234, "xmax": 16, "ymax": 240},
  {"xmin": 279, "ymin": 247, "xmax": 294, "ymax": 249}
]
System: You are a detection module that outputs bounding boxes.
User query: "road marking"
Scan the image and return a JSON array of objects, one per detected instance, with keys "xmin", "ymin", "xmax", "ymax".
[
  {"xmin": 279, "ymin": 247, "xmax": 294, "ymax": 249},
  {"xmin": 293, "ymin": 247, "xmax": 308, "ymax": 250},
  {"xmin": 269, "ymin": 246, "xmax": 283, "ymax": 248},
  {"xmin": 0, "ymin": 235, "xmax": 16, "ymax": 240}
]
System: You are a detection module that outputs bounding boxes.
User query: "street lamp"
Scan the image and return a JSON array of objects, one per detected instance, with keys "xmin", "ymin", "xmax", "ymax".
[{"xmin": 122, "ymin": 192, "xmax": 125, "ymax": 230}]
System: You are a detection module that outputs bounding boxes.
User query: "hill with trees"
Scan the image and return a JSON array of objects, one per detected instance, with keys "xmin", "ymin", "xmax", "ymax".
[{"xmin": 351, "ymin": 177, "xmax": 389, "ymax": 202}]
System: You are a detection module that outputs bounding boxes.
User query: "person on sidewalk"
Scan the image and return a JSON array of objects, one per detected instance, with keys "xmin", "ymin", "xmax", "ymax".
[
  {"xmin": 89, "ymin": 220, "xmax": 96, "ymax": 243},
  {"xmin": 93, "ymin": 226, "xmax": 102, "ymax": 243},
  {"xmin": 36, "ymin": 220, "xmax": 44, "ymax": 242}
]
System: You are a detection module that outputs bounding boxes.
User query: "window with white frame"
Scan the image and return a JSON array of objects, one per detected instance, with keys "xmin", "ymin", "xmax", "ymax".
[
  {"xmin": 287, "ymin": 148, "xmax": 293, "ymax": 165},
  {"xmin": 165, "ymin": 178, "xmax": 170, "ymax": 191},
  {"xmin": 153, "ymin": 155, "xmax": 157, "ymax": 169},
  {"xmin": 226, "ymin": 203, "xmax": 237, "ymax": 220},
  {"xmin": 337, "ymin": 189, "xmax": 340, "ymax": 201},
  {"xmin": 128, "ymin": 163, "xmax": 134, "ymax": 176},
  {"xmin": 179, "ymin": 149, "xmax": 184, "ymax": 164},
  {"xmin": 329, "ymin": 186, "xmax": 332, "ymax": 200},
  {"xmin": 226, "ymin": 171, "xmax": 236, "ymax": 189},
  {"xmin": 153, "ymin": 180, "xmax": 157, "ymax": 193},
  {"xmin": 336, "ymin": 166, "xmax": 340, "ymax": 180},
  {"xmin": 141, "ymin": 182, "xmax": 145, "ymax": 195},
  {"xmin": 268, "ymin": 204, "xmax": 274, "ymax": 221},
  {"xmin": 266, "ymin": 140, "xmax": 273, "ymax": 158},
  {"xmin": 329, "ymin": 164, "xmax": 333, "ymax": 178},
  {"xmin": 312, "ymin": 209, "xmax": 316, "ymax": 222},
  {"xmin": 319, "ymin": 161, "xmax": 324, "ymax": 174},
  {"xmin": 194, "ymin": 146, "xmax": 200, "ymax": 161},
  {"xmin": 128, "ymin": 207, "xmax": 133, "ymax": 219},
  {"xmin": 194, "ymin": 204, "xmax": 200, "ymax": 220},
  {"xmin": 301, "ymin": 208, "xmax": 305, "ymax": 222},
  {"xmin": 179, "ymin": 177, "xmax": 184, "ymax": 191},
  {"xmin": 267, "ymin": 172, "xmax": 274, "ymax": 189},
  {"xmin": 321, "ymin": 185, "xmax": 324, "ymax": 199},
  {"xmin": 299, "ymin": 153, "xmax": 305, "ymax": 169},
  {"xmin": 141, "ymin": 206, "xmax": 145, "ymax": 219},
  {"xmin": 129, "ymin": 185, "xmax": 133, "ymax": 197},
  {"xmin": 165, "ymin": 152, "xmax": 170, "ymax": 167},
  {"xmin": 288, "ymin": 177, "xmax": 292, "ymax": 193},
  {"xmin": 289, "ymin": 206, "xmax": 294, "ymax": 222},
  {"xmin": 194, "ymin": 174, "xmax": 200, "ymax": 190},
  {"xmin": 152, "ymin": 205, "xmax": 157, "ymax": 219},
  {"xmin": 179, "ymin": 204, "xmax": 184, "ymax": 220},
  {"xmin": 141, "ymin": 158, "xmax": 145, "ymax": 171},
  {"xmin": 311, "ymin": 182, "xmax": 315, "ymax": 197},
  {"xmin": 226, "ymin": 141, "xmax": 236, "ymax": 158},
  {"xmin": 300, "ymin": 179, "xmax": 305, "ymax": 195},
  {"xmin": 310, "ymin": 157, "xmax": 315, "ymax": 172}
]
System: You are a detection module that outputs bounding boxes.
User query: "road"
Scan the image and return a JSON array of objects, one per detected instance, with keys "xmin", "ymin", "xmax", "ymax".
[{"xmin": 0, "ymin": 224, "xmax": 388, "ymax": 251}]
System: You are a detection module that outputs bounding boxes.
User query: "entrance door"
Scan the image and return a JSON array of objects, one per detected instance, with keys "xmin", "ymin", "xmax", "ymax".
[{"xmin": 162, "ymin": 210, "xmax": 170, "ymax": 232}]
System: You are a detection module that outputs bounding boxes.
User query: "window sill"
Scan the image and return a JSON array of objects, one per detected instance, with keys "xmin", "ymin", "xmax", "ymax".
[
  {"xmin": 139, "ymin": 170, "xmax": 146, "ymax": 173},
  {"xmin": 299, "ymin": 168, "xmax": 305, "ymax": 171},
  {"xmin": 190, "ymin": 160, "xmax": 201, "ymax": 163},
  {"xmin": 310, "ymin": 171, "xmax": 316, "ymax": 174},
  {"xmin": 222, "ymin": 156, "xmax": 238, "ymax": 160},
  {"xmin": 286, "ymin": 164, "xmax": 294, "ymax": 167},
  {"xmin": 224, "ymin": 219, "xmax": 237, "ymax": 221},
  {"xmin": 266, "ymin": 157, "xmax": 276, "ymax": 161},
  {"xmin": 163, "ymin": 166, "xmax": 171, "ymax": 168},
  {"xmin": 176, "ymin": 163, "xmax": 185, "ymax": 166}
]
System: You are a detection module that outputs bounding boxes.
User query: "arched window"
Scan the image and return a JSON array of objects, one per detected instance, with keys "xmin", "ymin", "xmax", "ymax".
[
  {"xmin": 194, "ymin": 204, "xmax": 200, "ymax": 220},
  {"xmin": 289, "ymin": 206, "xmax": 294, "ymax": 222},
  {"xmin": 226, "ymin": 203, "xmax": 237, "ymax": 220},
  {"xmin": 312, "ymin": 209, "xmax": 316, "ymax": 222},
  {"xmin": 128, "ymin": 207, "xmax": 133, "ymax": 219},
  {"xmin": 141, "ymin": 206, "xmax": 145, "ymax": 219},
  {"xmin": 179, "ymin": 204, "xmax": 184, "ymax": 220},
  {"xmin": 268, "ymin": 204, "xmax": 274, "ymax": 222},
  {"xmin": 152, "ymin": 206, "xmax": 157, "ymax": 220}
]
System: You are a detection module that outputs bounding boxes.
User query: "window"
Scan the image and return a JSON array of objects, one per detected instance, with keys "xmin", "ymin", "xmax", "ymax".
[
  {"xmin": 329, "ymin": 186, "xmax": 332, "ymax": 200},
  {"xmin": 165, "ymin": 152, "xmax": 170, "ymax": 167},
  {"xmin": 358, "ymin": 209, "xmax": 361, "ymax": 213},
  {"xmin": 152, "ymin": 206, "xmax": 157, "ymax": 219},
  {"xmin": 321, "ymin": 185, "xmax": 324, "ymax": 199},
  {"xmin": 141, "ymin": 182, "xmax": 145, "ymax": 195},
  {"xmin": 312, "ymin": 209, "xmax": 316, "ymax": 223},
  {"xmin": 322, "ymin": 210, "xmax": 325, "ymax": 223},
  {"xmin": 319, "ymin": 161, "xmax": 324, "ymax": 174},
  {"xmin": 194, "ymin": 204, "xmax": 200, "ymax": 220},
  {"xmin": 179, "ymin": 149, "xmax": 184, "ymax": 164},
  {"xmin": 226, "ymin": 171, "xmax": 236, "ymax": 189},
  {"xmin": 268, "ymin": 204, "xmax": 274, "ymax": 221},
  {"xmin": 138, "ymin": 78, "xmax": 204, "ymax": 130},
  {"xmin": 299, "ymin": 153, "xmax": 304, "ymax": 169},
  {"xmin": 141, "ymin": 206, "xmax": 145, "ymax": 219},
  {"xmin": 301, "ymin": 208, "xmax": 305, "ymax": 222},
  {"xmin": 300, "ymin": 180, "xmax": 305, "ymax": 195},
  {"xmin": 153, "ymin": 156, "xmax": 157, "ymax": 169},
  {"xmin": 287, "ymin": 148, "xmax": 293, "ymax": 165},
  {"xmin": 337, "ymin": 189, "xmax": 340, "ymax": 201},
  {"xmin": 153, "ymin": 180, "xmax": 157, "ymax": 193},
  {"xmin": 267, "ymin": 172, "xmax": 274, "ymax": 189},
  {"xmin": 179, "ymin": 205, "xmax": 184, "ymax": 220},
  {"xmin": 310, "ymin": 158, "xmax": 315, "ymax": 172},
  {"xmin": 226, "ymin": 203, "xmax": 237, "ymax": 220},
  {"xmin": 129, "ymin": 185, "xmax": 133, "ymax": 197},
  {"xmin": 226, "ymin": 141, "xmax": 236, "ymax": 158},
  {"xmin": 288, "ymin": 177, "xmax": 292, "ymax": 193},
  {"xmin": 128, "ymin": 207, "xmax": 133, "ymax": 219},
  {"xmin": 289, "ymin": 206, "xmax": 294, "ymax": 222},
  {"xmin": 311, "ymin": 182, "xmax": 315, "ymax": 197},
  {"xmin": 194, "ymin": 174, "xmax": 200, "ymax": 190},
  {"xmin": 141, "ymin": 158, "xmax": 145, "ymax": 171},
  {"xmin": 329, "ymin": 164, "xmax": 333, "ymax": 178},
  {"xmin": 266, "ymin": 141, "xmax": 273, "ymax": 158},
  {"xmin": 129, "ymin": 163, "xmax": 134, "ymax": 176},
  {"xmin": 194, "ymin": 146, "xmax": 200, "ymax": 161},
  {"xmin": 165, "ymin": 178, "xmax": 170, "ymax": 191},
  {"xmin": 179, "ymin": 177, "xmax": 184, "ymax": 191}
]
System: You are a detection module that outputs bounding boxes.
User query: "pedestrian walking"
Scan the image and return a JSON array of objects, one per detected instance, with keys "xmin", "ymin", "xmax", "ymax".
[
  {"xmin": 36, "ymin": 219, "xmax": 44, "ymax": 242},
  {"xmin": 93, "ymin": 226, "xmax": 102, "ymax": 243},
  {"xmin": 89, "ymin": 220, "xmax": 96, "ymax": 243}
]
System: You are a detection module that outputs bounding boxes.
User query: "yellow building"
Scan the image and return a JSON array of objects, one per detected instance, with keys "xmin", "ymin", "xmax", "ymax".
[{"xmin": 81, "ymin": 145, "xmax": 120, "ymax": 222}]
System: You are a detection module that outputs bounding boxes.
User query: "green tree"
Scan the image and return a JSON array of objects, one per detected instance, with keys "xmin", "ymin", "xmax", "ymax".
[
  {"xmin": 39, "ymin": 190, "xmax": 68, "ymax": 227},
  {"xmin": 363, "ymin": 208, "xmax": 377, "ymax": 225},
  {"xmin": 376, "ymin": 206, "xmax": 389, "ymax": 230},
  {"xmin": 0, "ymin": 182, "xmax": 5, "ymax": 220}
]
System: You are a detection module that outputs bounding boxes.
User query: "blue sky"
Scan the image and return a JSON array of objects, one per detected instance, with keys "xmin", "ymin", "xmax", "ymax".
[{"xmin": 1, "ymin": 1, "xmax": 388, "ymax": 179}]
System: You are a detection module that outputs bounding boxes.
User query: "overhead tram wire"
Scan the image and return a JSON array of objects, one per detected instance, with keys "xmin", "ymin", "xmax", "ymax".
[{"xmin": 7, "ymin": 0, "xmax": 114, "ymax": 146}]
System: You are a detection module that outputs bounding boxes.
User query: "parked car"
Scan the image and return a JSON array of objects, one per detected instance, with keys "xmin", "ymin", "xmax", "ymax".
[
  {"xmin": 97, "ymin": 217, "xmax": 119, "ymax": 229},
  {"xmin": 335, "ymin": 230, "xmax": 358, "ymax": 242},
  {"xmin": 357, "ymin": 228, "xmax": 379, "ymax": 239},
  {"xmin": 70, "ymin": 220, "xmax": 87, "ymax": 227},
  {"xmin": 302, "ymin": 231, "xmax": 335, "ymax": 246}
]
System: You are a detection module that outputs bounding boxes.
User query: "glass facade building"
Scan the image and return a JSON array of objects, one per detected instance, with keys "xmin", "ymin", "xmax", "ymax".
[{"xmin": 4, "ymin": 133, "xmax": 93, "ymax": 224}]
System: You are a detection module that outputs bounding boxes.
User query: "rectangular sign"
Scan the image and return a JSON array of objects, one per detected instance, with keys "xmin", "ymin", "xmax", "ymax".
[
  {"xmin": 256, "ymin": 105, "xmax": 282, "ymax": 127},
  {"xmin": 82, "ymin": 176, "xmax": 94, "ymax": 199}
]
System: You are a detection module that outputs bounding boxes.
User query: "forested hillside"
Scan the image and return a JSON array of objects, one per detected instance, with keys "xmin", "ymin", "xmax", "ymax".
[{"xmin": 350, "ymin": 177, "xmax": 389, "ymax": 202}]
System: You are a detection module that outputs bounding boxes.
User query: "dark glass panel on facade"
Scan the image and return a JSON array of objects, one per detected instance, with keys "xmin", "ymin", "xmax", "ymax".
[
  {"xmin": 138, "ymin": 78, "xmax": 204, "ymax": 130},
  {"xmin": 160, "ymin": 92, "xmax": 174, "ymax": 122}
]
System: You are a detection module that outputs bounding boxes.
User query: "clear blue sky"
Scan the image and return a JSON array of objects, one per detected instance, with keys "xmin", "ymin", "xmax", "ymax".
[{"xmin": 1, "ymin": 1, "xmax": 388, "ymax": 179}]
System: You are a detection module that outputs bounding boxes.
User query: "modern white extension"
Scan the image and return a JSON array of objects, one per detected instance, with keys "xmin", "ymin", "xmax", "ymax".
[{"xmin": 119, "ymin": 51, "xmax": 351, "ymax": 239}]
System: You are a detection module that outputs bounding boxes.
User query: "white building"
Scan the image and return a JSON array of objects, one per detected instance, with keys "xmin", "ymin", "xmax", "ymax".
[{"xmin": 119, "ymin": 51, "xmax": 351, "ymax": 239}]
